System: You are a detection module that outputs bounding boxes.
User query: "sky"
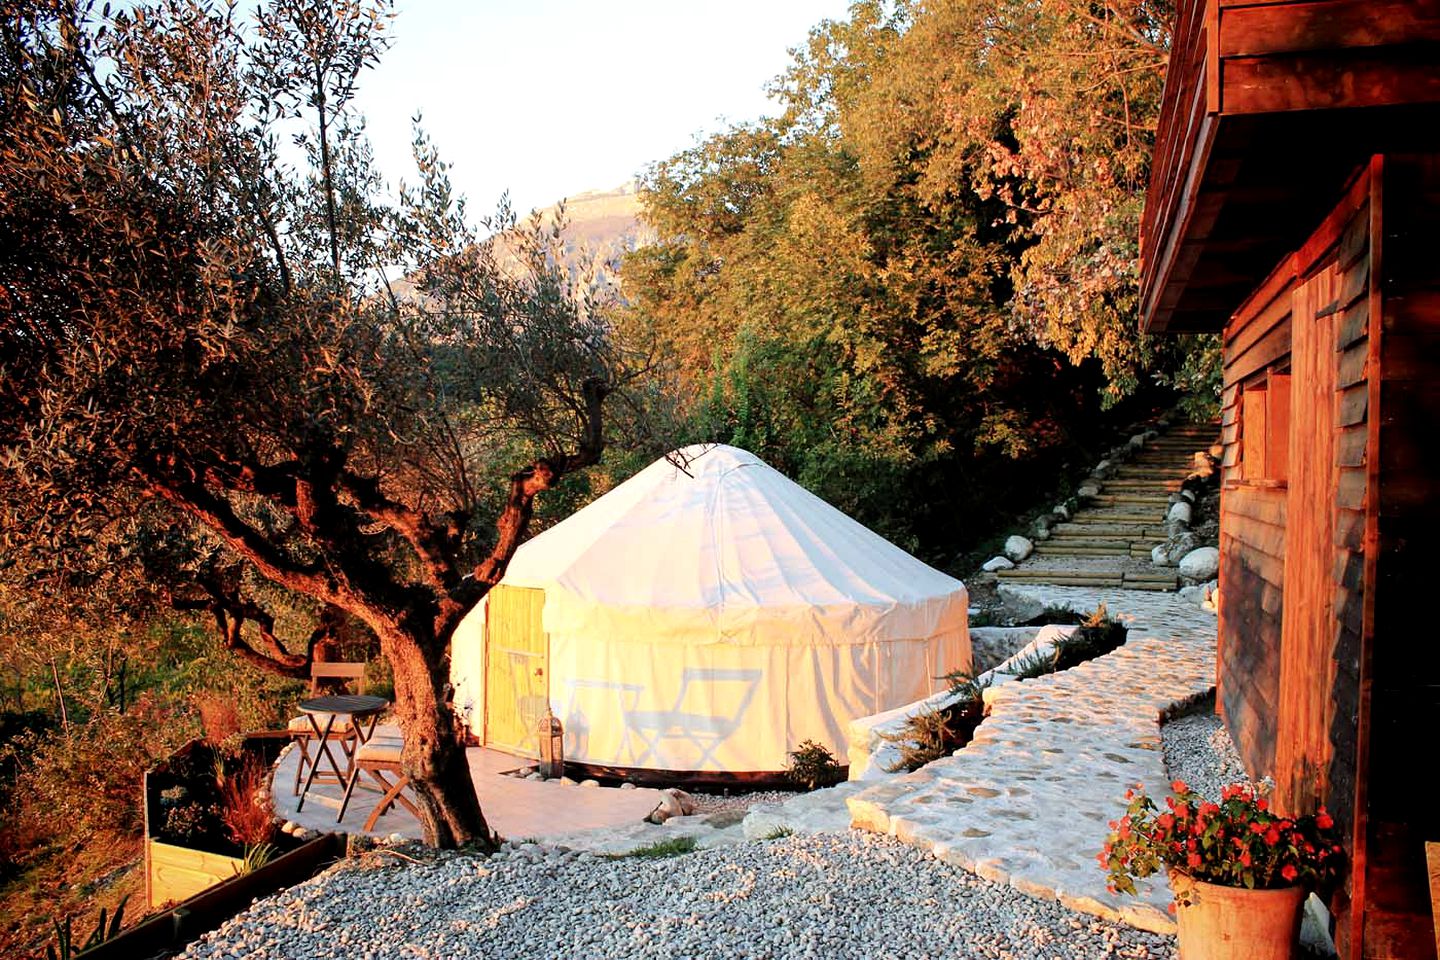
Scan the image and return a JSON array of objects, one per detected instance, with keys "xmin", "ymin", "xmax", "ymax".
[{"xmin": 355, "ymin": 1, "xmax": 855, "ymax": 216}]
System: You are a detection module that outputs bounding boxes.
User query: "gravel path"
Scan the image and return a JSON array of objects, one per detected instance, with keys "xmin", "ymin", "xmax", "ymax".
[
  {"xmin": 1160, "ymin": 702, "xmax": 1250, "ymax": 803},
  {"xmin": 179, "ymin": 833, "xmax": 1174, "ymax": 960}
]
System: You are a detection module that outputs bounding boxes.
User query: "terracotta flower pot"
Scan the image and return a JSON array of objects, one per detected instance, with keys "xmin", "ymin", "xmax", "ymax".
[{"xmin": 1170, "ymin": 872, "xmax": 1306, "ymax": 960}]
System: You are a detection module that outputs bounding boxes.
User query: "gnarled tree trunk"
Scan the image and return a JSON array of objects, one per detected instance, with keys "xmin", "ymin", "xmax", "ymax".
[{"xmin": 379, "ymin": 625, "xmax": 492, "ymax": 848}]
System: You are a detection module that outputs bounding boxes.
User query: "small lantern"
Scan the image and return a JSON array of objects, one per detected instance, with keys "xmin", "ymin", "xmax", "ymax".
[{"xmin": 538, "ymin": 710, "xmax": 564, "ymax": 779}]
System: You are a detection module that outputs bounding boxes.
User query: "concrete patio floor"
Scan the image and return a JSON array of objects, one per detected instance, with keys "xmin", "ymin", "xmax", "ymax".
[{"xmin": 272, "ymin": 736, "xmax": 664, "ymax": 842}]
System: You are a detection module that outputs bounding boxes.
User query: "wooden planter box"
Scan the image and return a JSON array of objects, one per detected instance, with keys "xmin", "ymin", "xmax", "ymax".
[
  {"xmin": 85, "ymin": 833, "xmax": 343, "ymax": 959},
  {"xmin": 145, "ymin": 838, "xmax": 246, "ymax": 909}
]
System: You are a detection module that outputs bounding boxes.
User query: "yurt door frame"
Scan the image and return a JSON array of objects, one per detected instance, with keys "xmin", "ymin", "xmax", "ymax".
[{"xmin": 483, "ymin": 585, "xmax": 550, "ymax": 757}]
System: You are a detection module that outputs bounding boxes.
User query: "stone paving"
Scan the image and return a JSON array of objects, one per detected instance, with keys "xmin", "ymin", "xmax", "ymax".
[{"xmin": 846, "ymin": 585, "xmax": 1217, "ymax": 935}]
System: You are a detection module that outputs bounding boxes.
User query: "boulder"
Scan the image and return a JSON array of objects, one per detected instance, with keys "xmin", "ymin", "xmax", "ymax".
[
  {"xmin": 1179, "ymin": 584, "xmax": 1207, "ymax": 607},
  {"xmin": 1151, "ymin": 544, "xmax": 1172, "ymax": 567},
  {"xmin": 1167, "ymin": 501, "xmax": 1193, "ymax": 524},
  {"xmin": 1165, "ymin": 532, "xmax": 1198, "ymax": 564},
  {"xmin": 1128, "ymin": 434, "xmax": 1147, "ymax": 452},
  {"xmin": 1051, "ymin": 503, "xmax": 1071, "ymax": 521},
  {"xmin": 996, "ymin": 584, "xmax": 1046, "ymax": 623},
  {"xmin": 645, "ymin": 787, "xmax": 699, "ymax": 824},
  {"xmin": 1077, "ymin": 483, "xmax": 1102, "ymax": 499},
  {"xmin": 1179, "ymin": 488, "xmax": 1197, "ymax": 503},
  {"xmin": 580, "ymin": 779, "xmax": 600, "ymax": 788},
  {"xmin": 1179, "ymin": 546, "xmax": 1220, "ymax": 581},
  {"xmin": 982, "ymin": 556, "xmax": 1015, "ymax": 572},
  {"xmin": 1003, "ymin": 535, "xmax": 1034, "ymax": 562},
  {"xmin": 1093, "ymin": 459, "xmax": 1114, "ymax": 479},
  {"xmin": 1029, "ymin": 517, "xmax": 1051, "ymax": 540}
]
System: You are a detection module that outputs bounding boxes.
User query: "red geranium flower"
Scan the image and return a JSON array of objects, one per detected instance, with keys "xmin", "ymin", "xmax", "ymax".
[{"xmin": 1281, "ymin": 864, "xmax": 1298, "ymax": 882}]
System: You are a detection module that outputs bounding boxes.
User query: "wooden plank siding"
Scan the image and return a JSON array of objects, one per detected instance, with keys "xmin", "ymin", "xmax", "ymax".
[
  {"xmin": 1363, "ymin": 154, "xmax": 1440, "ymax": 960},
  {"xmin": 1218, "ymin": 164, "xmax": 1382, "ymax": 958},
  {"xmin": 1140, "ymin": 0, "xmax": 1440, "ymax": 333}
]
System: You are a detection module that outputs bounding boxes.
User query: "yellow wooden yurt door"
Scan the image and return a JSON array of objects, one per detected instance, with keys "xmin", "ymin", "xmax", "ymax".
[{"xmin": 484, "ymin": 585, "xmax": 549, "ymax": 756}]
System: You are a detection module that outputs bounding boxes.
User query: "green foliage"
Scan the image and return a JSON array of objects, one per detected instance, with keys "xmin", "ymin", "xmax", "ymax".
[
  {"xmin": 43, "ymin": 895, "xmax": 127, "ymax": 960},
  {"xmin": 621, "ymin": 0, "xmax": 1182, "ymax": 561},
  {"xmin": 237, "ymin": 842, "xmax": 279, "ymax": 876},
  {"xmin": 785, "ymin": 739, "xmax": 846, "ymax": 791},
  {"xmin": 883, "ymin": 708, "xmax": 959, "ymax": 774},
  {"xmin": 606, "ymin": 836, "xmax": 698, "ymax": 860},
  {"xmin": 1102, "ymin": 781, "xmax": 1345, "ymax": 900},
  {"xmin": 762, "ymin": 826, "xmax": 795, "ymax": 841},
  {"xmin": 3, "ymin": 698, "xmax": 194, "ymax": 843}
]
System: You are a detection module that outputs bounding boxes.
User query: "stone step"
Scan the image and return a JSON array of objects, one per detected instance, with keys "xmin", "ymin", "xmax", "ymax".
[
  {"xmin": 1038, "ymin": 538, "xmax": 1150, "ymax": 550},
  {"xmin": 1093, "ymin": 496, "xmax": 1172, "ymax": 507},
  {"xmin": 1102, "ymin": 480, "xmax": 1182, "ymax": 491},
  {"xmin": 995, "ymin": 572, "xmax": 1126, "ymax": 587},
  {"xmin": 1034, "ymin": 547, "xmax": 1132, "ymax": 557},
  {"xmin": 995, "ymin": 567, "xmax": 1117, "ymax": 581},
  {"xmin": 1049, "ymin": 526, "xmax": 1162, "ymax": 539}
]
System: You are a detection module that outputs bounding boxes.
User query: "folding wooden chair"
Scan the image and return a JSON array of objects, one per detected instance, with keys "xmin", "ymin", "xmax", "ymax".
[
  {"xmin": 337, "ymin": 734, "xmax": 420, "ymax": 831},
  {"xmin": 287, "ymin": 660, "xmax": 367, "ymax": 795}
]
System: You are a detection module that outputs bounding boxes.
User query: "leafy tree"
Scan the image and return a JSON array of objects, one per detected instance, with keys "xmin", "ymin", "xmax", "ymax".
[
  {"xmin": 0, "ymin": 0, "xmax": 639, "ymax": 847},
  {"xmin": 622, "ymin": 0, "xmax": 1152, "ymax": 557}
]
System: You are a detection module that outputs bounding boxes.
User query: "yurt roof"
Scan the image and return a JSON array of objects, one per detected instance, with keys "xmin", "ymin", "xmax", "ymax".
[{"xmin": 498, "ymin": 444, "xmax": 967, "ymax": 646}]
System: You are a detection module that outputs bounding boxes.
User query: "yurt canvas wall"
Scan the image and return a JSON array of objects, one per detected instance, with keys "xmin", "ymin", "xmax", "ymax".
[{"xmin": 450, "ymin": 445, "xmax": 970, "ymax": 776}]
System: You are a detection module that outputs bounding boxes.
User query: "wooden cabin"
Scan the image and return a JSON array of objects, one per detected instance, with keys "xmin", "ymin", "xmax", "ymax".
[{"xmin": 1139, "ymin": 3, "xmax": 1440, "ymax": 958}]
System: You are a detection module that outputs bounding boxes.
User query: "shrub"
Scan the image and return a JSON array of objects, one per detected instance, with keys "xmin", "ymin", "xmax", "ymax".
[
  {"xmin": 2, "ymin": 695, "xmax": 192, "ymax": 842},
  {"xmin": 217, "ymin": 752, "xmax": 276, "ymax": 848},
  {"xmin": 884, "ymin": 708, "xmax": 957, "ymax": 773},
  {"xmin": 785, "ymin": 740, "xmax": 846, "ymax": 791},
  {"xmin": 192, "ymin": 692, "xmax": 245, "ymax": 745},
  {"xmin": 1101, "ymin": 780, "xmax": 1344, "ymax": 902}
]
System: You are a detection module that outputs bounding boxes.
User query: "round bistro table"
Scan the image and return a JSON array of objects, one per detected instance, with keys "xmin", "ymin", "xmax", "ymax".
[{"xmin": 294, "ymin": 693, "xmax": 389, "ymax": 813}]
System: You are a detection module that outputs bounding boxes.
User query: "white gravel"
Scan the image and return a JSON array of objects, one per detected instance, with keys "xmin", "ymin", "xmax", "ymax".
[
  {"xmin": 692, "ymin": 790, "xmax": 797, "ymax": 818},
  {"xmin": 1161, "ymin": 703, "xmax": 1250, "ymax": 803},
  {"xmin": 178, "ymin": 832, "xmax": 1175, "ymax": 960}
]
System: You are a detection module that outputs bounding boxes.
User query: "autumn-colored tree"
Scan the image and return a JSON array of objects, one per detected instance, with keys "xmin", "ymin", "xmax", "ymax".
[
  {"xmin": 0, "ymin": 0, "xmax": 637, "ymax": 847},
  {"xmin": 622, "ymin": 0, "xmax": 1169, "ymax": 555}
]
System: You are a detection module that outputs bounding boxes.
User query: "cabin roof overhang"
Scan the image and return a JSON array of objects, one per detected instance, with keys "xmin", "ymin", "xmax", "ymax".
[{"xmin": 1140, "ymin": 0, "xmax": 1440, "ymax": 334}]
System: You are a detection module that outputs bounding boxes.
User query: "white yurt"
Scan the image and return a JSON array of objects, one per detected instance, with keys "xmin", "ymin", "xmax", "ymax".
[{"xmin": 449, "ymin": 444, "xmax": 969, "ymax": 779}]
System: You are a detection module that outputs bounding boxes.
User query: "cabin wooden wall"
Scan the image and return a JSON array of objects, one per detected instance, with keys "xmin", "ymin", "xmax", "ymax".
[
  {"xmin": 1218, "ymin": 166, "xmax": 1379, "ymax": 958},
  {"xmin": 1218, "ymin": 263, "xmax": 1294, "ymax": 778},
  {"xmin": 1362, "ymin": 154, "xmax": 1440, "ymax": 960}
]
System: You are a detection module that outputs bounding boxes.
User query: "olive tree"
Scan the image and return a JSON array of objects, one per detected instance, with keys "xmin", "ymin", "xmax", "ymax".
[{"xmin": 0, "ymin": 0, "xmax": 639, "ymax": 847}]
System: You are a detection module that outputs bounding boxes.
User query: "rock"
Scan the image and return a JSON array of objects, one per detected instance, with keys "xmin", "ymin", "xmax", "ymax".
[
  {"xmin": 1179, "ymin": 488, "xmax": 1197, "ymax": 503},
  {"xmin": 388, "ymin": 832, "xmax": 406, "ymax": 844},
  {"xmin": 1164, "ymin": 532, "xmax": 1198, "ymax": 564},
  {"xmin": 1128, "ymin": 434, "xmax": 1147, "ymax": 451},
  {"xmin": 1178, "ymin": 584, "xmax": 1206, "ymax": 607},
  {"xmin": 1093, "ymin": 459, "xmax": 1113, "ymax": 479},
  {"xmin": 580, "ymin": 779, "xmax": 599, "ymax": 788},
  {"xmin": 1029, "ymin": 517, "xmax": 1051, "ymax": 540},
  {"xmin": 1003, "ymin": 535, "xmax": 1034, "ymax": 562},
  {"xmin": 1167, "ymin": 501, "xmax": 1193, "ymax": 524},
  {"xmin": 620, "ymin": 782, "xmax": 636, "ymax": 790},
  {"xmin": 647, "ymin": 787, "xmax": 698, "ymax": 823},
  {"xmin": 1179, "ymin": 546, "xmax": 1220, "ymax": 581},
  {"xmin": 1077, "ymin": 484, "xmax": 1101, "ymax": 499},
  {"xmin": 1202, "ymin": 579, "xmax": 1219, "ymax": 600},
  {"xmin": 527, "ymin": 772, "xmax": 544, "ymax": 781},
  {"xmin": 558, "ymin": 776, "xmax": 577, "ymax": 786},
  {"xmin": 1151, "ymin": 544, "xmax": 1172, "ymax": 566},
  {"xmin": 1143, "ymin": 429, "xmax": 1159, "ymax": 441},
  {"xmin": 1051, "ymin": 503, "xmax": 1070, "ymax": 521},
  {"xmin": 1209, "ymin": 443, "xmax": 1225, "ymax": 459},
  {"xmin": 982, "ymin": 556, "xmax": 1015, "ymax": 572},
  {"xmin": 281, "ymin": 820, "xmax": 299, "ymax": 835},
  {"xmin": 995, "ymin": 585, "xmax": 1045, "ymax": 623}
]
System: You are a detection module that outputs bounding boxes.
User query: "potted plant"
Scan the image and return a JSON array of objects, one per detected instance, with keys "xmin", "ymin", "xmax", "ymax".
[{"xmin": 1100, "ymin": 780, "xmax": 1344, "ymax": 960}]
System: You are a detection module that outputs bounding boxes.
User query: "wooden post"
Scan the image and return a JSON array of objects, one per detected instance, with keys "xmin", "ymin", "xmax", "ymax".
[{"xmin": 1428, "ymin": 842, "xmax": 1440, "ymax": 960}]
